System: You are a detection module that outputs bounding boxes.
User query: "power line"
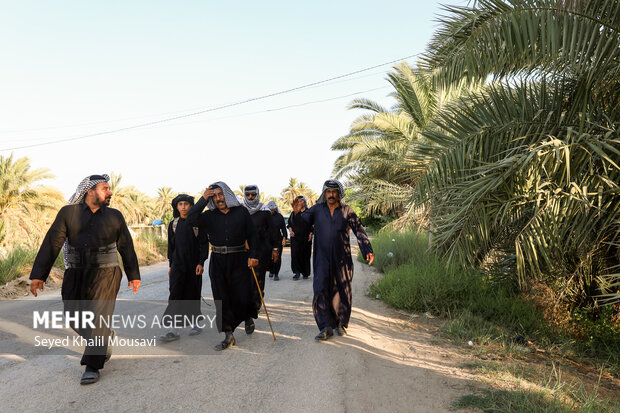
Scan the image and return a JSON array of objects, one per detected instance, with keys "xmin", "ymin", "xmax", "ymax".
[
  {"xmin": 0, "ymin": 67, "xmax": 391, "ymax": 136},
  {"xmin": 0, "ymin": 53, "xmax": 418, "ymax": 152}
]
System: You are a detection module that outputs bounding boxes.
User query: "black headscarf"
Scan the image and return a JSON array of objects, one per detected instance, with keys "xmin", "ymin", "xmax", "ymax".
[{"xmin": 171, "ymin": 194, "xmax": 195, "ymax": 218}]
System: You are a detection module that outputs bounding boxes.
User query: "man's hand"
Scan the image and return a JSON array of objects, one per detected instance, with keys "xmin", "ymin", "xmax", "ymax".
[
  {"xmin": 168, "ymin": 268, "xmax": 171, "ymax": 277},
  {"xmin": 248, "ymin": 258, "xmax": 259, "ymax": 268},
  {"xmin": 196, "ymin": 264, "xmax": 204, "ymax": 276},
  {"xmin": 289, "ymin": 229, "xmax": 295, "ymax": 238},
  {"xmin": 30, "ymin": 279, "xmax": 44, "ymax": 297},
  {"xmin": 128, "ymin": 280, "xmax": 141, "ymax": 294},
  {"xmin": 272, "ymin": 250, "xmax": 279, "ymax": 262},
  {"xmin": 281, "ymin": 238, "xmax": 286, "ymax": 247},
  {"xmin": 203, "ymin": 187, "xmax": 215, "ymax": 200},
  {"xmin": 366, "ymin": 253, "xmax": 375, "ymax": 266},
  {"xmin": 308, "ymin": 233, "xmax": 313, "ymax": 242}
]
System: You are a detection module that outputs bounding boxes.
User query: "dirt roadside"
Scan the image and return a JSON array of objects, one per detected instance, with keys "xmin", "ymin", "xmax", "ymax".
[{"xmin": 0, "ymin": 249, "xmax": 480, "ymax": 412}]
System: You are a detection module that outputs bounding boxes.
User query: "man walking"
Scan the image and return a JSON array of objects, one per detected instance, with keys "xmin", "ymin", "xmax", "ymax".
[
  {"xmin": 30, "ymin": 174, "xmax": 141, "ymax": 384},
  {"xmin": 266, "ymin": 201, "xmax": 287, "ymax": 281},
  {"xmin": 293, "ymin": 180, "xmax": 374, "ymax": 341},
  {"xmin": 287, "ymin": 195, "xmax": 313, "ymax": 280},
  {"xmin": 160, "ymin": 194, "xmax": 209, "ymax": 342},
  {"xmin": 242, "ymin": 185, "xmax": 278, "ymax": 333},
  {"xmin": 186, "ymin": 182, "xmax": 259, "ymax": 350}
]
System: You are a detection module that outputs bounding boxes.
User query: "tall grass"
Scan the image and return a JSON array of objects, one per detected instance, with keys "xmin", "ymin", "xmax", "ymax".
[
  {"xmin": 0, "ymin": 247, "xmax": 64, "ymax": 284},
  {"xmin": 366, "ymin": 230, "xmax": 619, "ymax": 371},
  {"xmin": 0, "ymin": 232, "xmax": 167, "ymax": 285}
]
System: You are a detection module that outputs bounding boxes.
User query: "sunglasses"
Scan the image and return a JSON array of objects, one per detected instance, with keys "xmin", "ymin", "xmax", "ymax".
[{"xmin": 245, "ymin": 193, "xmax": 257, "ymax": 198}]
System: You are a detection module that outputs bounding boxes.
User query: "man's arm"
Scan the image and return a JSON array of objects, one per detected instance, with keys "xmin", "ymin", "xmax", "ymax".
[
  {"xmin": 30, "ymin": 207, "xmax": 68, "ymax": 282},
  {"xmin": 186, "ymin": 196, "xmax": 208, "ymax": 227},
  {"xmin": 117, "ymin": 212, "xmax": 141, "ymax": 281},
  {"xmin": 346, "ymin": 206, "xmax": 374, "ymax": 264}
]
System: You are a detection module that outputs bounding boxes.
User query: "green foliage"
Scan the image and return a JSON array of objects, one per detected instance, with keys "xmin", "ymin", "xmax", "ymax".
[
  {"xmin": 0, "ymin": 247, "xmax": 64, "ymax": 284},
  {"xmin": 0, "ymin": 153, "xmax": 65, "ymax": 248},
  {"xmin": 453, "ymin": 388, "xmax": 619, "ymax": 413}
]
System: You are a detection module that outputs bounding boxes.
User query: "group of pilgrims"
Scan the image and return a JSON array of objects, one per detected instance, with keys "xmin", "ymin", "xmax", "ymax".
[{"xmin": 29, "ymin": 175, "xmax": 374, "ymax": 385}]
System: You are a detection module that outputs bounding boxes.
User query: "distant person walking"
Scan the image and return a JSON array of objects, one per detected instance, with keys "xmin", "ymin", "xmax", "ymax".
[
  {"xmin": 29, "ymin": 174, "xmax": 141, "ymax": 384},
  {"xmin": 266, "ymin": 200, "xmax": 287, "ymax": 281},
  {"xmin": 287, "ymin": 195, "xmax": 313, "ymax": 280},
  {"xmin": 242, "ymin": 185, "xmax": 278, "ymax": 333},
  {"xmin": 293, "ymin": 180, "xmax": 374, "ymax": 341}
]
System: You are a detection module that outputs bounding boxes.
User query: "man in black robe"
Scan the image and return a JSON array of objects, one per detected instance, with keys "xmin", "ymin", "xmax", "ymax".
[
  {"xmin": 294, "ymin": 180, "xmax": 374, "ymax": 341},
  {"xmin": 242, "ymin": 185, "xmax": 278, "ymax": 334},
  {"xmin": 266, "ymin": 200, "xmax": 287, "ymax": 281},
  {"xmin": 160, "ymin": 194, "xmax": 209, "ymax": 342},
  {"xmin": 287, "ymin": 195, "xmax": 313, "ymax": 280},
  {"xmin": 30, "ymin": 174, "xmax": 141, "ymax": 384},
  {"xmin": 186, "ymin": 181, "xmax": 259, "ymax": 350}
]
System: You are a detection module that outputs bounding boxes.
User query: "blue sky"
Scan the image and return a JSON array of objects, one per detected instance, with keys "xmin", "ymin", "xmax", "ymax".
[{"xmin": 0, "ymin": 1, "xmax": 462, "ymax": 199}]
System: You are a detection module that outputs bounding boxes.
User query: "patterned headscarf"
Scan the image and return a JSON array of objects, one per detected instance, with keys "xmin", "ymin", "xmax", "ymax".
[
  {"xmin": 316, "ymin": 179, "xmax": 345, "ymax": 204},
  {"xmin": 243, "ymin": 184, "xmax": 265, "ymax": 215},
  {"xmin": 67, "ymin": 174, "xmax": 110, "ymax": 205},
  {"xmin": 63, "ymin": 174, "xmax": 110, "ymax": 268},
  {"xmin": 266, "ymin": 200, "xmax": 280, "ymax": 214},
  {"xmin": 205, "ymin": 181, "xmax": 241, "ymax": 211},
  {"xmin": 171, "ymin": 194, "xmax": 195, "ymax": 218}
]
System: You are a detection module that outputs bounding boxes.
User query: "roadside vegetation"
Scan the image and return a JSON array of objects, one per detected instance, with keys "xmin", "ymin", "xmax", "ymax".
[{"xmin": 340, "ymin": 2, "xmax": 620, "ymax": 408}]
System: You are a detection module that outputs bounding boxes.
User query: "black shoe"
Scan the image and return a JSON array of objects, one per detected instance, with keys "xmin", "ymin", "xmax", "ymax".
[
  {"xmin": 314, "ymin": 327, "xmax": 333, "ymax": 341},
  {"xmin": 268, "ymin": 273, "xmax": 274, "ymax": 278},
  {"xmin": 80, "ymin": 367, "xmax": 100, "ymax": 385},
  {"xmin": 214, "ymin": 332, "xmax": 235, "ymax": 351},
  {"xmin": 274, "ymin": 274, "xmax": 279, "ymax": 281},
  {"xmin": 335, "ymin": 325, "xmax": 347, "ymax": 336},
  {"xmin": 302, "ymin": 275, "xmax": 310, "ymax": 279},
  {"xmin": 245, "ymin": 318, "xmax": 255, "ymax": 335},
  {"xmin": 293, "ymin": 273, "xmax": 300, "ymax": 280}
]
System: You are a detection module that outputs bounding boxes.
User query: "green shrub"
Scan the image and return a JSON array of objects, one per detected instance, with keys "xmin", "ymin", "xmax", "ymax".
[{"xmin": 0, "ymin": 247, "xmax": 64, "ymax": 284}]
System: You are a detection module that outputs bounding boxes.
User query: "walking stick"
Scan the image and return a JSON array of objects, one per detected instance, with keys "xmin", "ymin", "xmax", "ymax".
[{"xmin": 250, "ymin": 265, "xmax": 276, "ymax": 341}]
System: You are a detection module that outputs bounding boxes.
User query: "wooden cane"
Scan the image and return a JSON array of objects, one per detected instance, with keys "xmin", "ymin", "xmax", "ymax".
[{"xmin": 250, "ymin": 265, "xmax": 276, "ymax": 341}]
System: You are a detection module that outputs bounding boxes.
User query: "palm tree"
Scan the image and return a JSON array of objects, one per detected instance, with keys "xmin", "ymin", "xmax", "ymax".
[
  {"xmin": 108, "ymin": 172, "xmax": 148, "ymax": 225},
  {"xmin": 153, "ymin": 187, "xmax": 176, "ymax": 221},
  {"xmin": 332, "ymin": 62, "xmax": 466, "ymax": 220},
  {"xmin": 0, "ymin": 153, "xmax": 64, "ymax": 247},
  {"xmin": 412, "ymin": 0, "xmax": 620, "ymax": 304},
  {"xmin": 280, "ymin": 177, "xmax": 318, "ymax": 208}
]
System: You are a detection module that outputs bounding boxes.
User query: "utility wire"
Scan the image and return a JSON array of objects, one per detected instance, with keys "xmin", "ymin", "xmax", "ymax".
[{"xmin": 0, "ymin": 53, "xmax": 418, "ymax": 152}]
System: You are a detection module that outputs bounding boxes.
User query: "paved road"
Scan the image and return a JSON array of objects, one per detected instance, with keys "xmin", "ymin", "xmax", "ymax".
[{"xmin": 0, "ymin": 247, "xmax": 475, "ymax": 412}]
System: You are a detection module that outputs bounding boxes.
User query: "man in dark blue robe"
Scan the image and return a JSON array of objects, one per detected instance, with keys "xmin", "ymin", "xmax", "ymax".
[{"xmin": 294, "ymin": 180, "xmax": 374, "ymax": 340}]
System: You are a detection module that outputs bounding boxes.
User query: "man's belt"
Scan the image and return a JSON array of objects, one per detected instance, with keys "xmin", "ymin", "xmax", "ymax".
[
  {"xmin": 65, "ymin": 243, "xmax": 119, "ymax": 268},
  {"xmin": 211, "ymin": 244, "xmax": 246, "ymax": 254}
]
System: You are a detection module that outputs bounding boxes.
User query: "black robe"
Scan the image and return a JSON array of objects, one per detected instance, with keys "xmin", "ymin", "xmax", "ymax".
[
  {"xmin": 248, "ymin": 209, "xmax": 278, "ymax": 313},
  {"xmin": 163, "ymin": 217, "xmax": 209, "ymax": 325},
  {"xmin": 187, "ymin": 197, "xmax": 258, "ymax": 333},
  {"xmin": 288, "ymin": 209, "xmax": 313, "ymax": 276},
  {"xmin": 268, "ymin": 211, "xmax": 287, "ymax": 275},
  {"xmin": 301, "ymin": 203, "xmax": 373, "ymax": 330},
  {"xmin": 30, "ymin": 203, "xmax": 140, "ymax": 370}
]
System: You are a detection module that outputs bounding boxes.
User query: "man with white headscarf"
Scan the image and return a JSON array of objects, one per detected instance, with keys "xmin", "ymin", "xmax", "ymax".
[
  {"xmin": 293, "ymin": 179, "xmax": 374, "ymax": 341},
  {"xmin": 187, "ymin": 182, "xmax": 260, "ymax": 350},
  {"xmin": 266, "ymin": 200, "xmax": 287, "ymax": 281},
  {"xmin": 242, "ymin": 185, "xmax": 279, "ymax": 333},
  {"xmin": 30, "ymin": 174, "xmax": 141, "ymax": 384}
]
